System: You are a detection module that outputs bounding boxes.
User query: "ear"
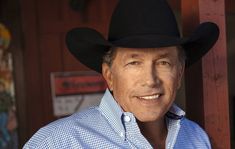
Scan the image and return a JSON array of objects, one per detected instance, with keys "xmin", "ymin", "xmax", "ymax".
[
  {"xmin": 177, "ymin": 63, "xmax": 185, "ymax": 89},
  {"xmin": 102, "ymin": 63, "xmax": 113, "ymax": 91}
]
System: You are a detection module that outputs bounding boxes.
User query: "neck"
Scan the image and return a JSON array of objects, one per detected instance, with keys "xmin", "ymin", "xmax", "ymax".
[{"xmin": 137, "ymin": 118, "xmax": 167, "ymax": 149}]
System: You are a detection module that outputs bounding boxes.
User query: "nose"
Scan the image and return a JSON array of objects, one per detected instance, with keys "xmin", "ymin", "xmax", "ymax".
[{"xmin": 142, "ymin": 63, "xmax": 160, "ymax": 87}]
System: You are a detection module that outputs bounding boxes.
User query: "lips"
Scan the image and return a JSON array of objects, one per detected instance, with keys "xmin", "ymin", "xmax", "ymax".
[{"xmin": 137, "ymin": 93, "xmax": 161, "ymax": 100}]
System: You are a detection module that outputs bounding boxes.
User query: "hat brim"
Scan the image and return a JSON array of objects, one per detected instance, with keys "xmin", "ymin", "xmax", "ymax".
[{"xmin": 66, "ymin": 22, "xmax": 219, "ymax": 73}]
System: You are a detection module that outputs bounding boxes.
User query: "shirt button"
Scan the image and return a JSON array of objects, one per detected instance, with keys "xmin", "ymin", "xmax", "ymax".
[
  {"xmin": 167, "ymin": 143, "xmax": 171, "ymax": 149},
  {"xmin": 123, "ymin": 115, "xmax": 131, "ymax": 122},
  {"xmin": 120, "ymin": 132, "xmax": 124, "ymax": 137}
]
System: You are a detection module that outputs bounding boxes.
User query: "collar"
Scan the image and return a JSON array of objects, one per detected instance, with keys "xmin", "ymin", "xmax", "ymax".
[
  {"xmin": 166, "ymin": 103, "xmax": 185, "ymax": 120},
  {"xmin": 99, "ymin": 89, "xmax": 126, "ymax": 140}
]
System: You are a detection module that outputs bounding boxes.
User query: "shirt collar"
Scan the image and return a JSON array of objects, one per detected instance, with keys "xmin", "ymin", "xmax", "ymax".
[
  {"xmin": 166, "ymin": 103, "xmax": 185, "ymax": 120},
  {"xmin": 99, "ymin": 89, "xmax": 125, "ymax": 140}
]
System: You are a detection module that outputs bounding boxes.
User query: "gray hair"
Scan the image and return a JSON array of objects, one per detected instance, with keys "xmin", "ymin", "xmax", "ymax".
[{"xmin": 102, "ymin": 47, "xmax": 117, "ymax": 67}]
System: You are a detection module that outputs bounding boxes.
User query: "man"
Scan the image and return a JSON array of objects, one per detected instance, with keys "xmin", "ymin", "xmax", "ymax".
[{"xmin": 24, "ymin": 0, "xmax": 219, "ymax": 148}]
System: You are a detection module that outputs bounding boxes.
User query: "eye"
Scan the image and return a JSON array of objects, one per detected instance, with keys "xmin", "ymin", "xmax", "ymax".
[
  {"xmin": 127, "ymin": 61, "xmax": 141, "ymax": 66},
  {"xmin": 157, "ymin": 61, "xmax": 171, "ymax": 67},
  {"xmin": 160, "ymin": 61, "xmax": 170, "ymax": 65}
]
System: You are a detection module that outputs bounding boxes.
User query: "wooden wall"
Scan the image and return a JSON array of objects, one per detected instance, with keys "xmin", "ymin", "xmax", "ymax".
[{"xmin": 19, "ymin": 0, "xmax": 118, "ymax": 146}]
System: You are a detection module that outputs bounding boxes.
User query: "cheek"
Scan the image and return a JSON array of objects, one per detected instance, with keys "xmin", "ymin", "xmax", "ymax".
[
  {"xmin": 112, "ymin": 71, "xmax": 131, "ymax": 98},
  {"xmin": 111, "ymin": 71, "xmax": 139, "ymax": 110},
  {"xmin": 112, "ymin": 68, "xmax": 138, "ymax": 90},
  {"xmin": 161, "ymin": 70, "xmax": 181, "ymax": 93}
]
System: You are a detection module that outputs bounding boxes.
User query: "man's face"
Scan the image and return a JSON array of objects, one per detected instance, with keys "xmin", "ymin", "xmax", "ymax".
[{"xmin": 102, "ymin": 47, "xmax": 184, "ymax": 122}]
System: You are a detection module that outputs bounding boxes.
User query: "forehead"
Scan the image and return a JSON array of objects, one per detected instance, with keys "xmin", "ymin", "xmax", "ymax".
[{"xmin": 114, "ymin": 46, "xmax": 179, "ymax": 60}]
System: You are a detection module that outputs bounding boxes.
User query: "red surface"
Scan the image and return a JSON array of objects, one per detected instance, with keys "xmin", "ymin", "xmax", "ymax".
[{"xmin": 54, "ymin": 75, "xmax": 107, "ymax": 96}]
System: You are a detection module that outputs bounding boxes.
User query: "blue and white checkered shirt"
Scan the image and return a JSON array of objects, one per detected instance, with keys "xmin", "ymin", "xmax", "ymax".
[{"xmin": 24, "ymin": 89, "xmax": 211, "ymax": 149}]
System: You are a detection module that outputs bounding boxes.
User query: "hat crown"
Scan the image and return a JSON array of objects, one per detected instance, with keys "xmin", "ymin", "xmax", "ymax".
[{"xmin": 108, "ymin": 0, "xmax": 180, "ymax": 41}]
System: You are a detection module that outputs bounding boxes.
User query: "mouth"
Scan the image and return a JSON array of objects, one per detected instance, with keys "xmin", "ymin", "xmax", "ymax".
[{"xmin": 137, "ymin": 93, "xmax": 162, "ymax": 100}]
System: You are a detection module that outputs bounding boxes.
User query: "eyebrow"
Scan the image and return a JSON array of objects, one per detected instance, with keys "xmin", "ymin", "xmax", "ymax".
[
  {"xmin": 129, "ymin": 53, "xmax": 141, "ymax": 58},
  {"xmin": 121, "ymin": 53, "xmax": 140, "ymax": 61},
  {"xmin": 158, "ymin": 53, "xmax": 171, "ymax": 58},
  {"xmin": 124, "ymin": 52, "xmax": 172, "ymax": 59}
]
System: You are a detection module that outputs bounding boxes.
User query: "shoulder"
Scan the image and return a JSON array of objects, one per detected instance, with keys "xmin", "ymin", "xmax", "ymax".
[
  {"xmin": 176, "ymin": 118, "xmax": 211, "ymax": 148},
  {"xmin": 180, "ymin": 118, "xmax": 206, "ymax": 134},
  {"xmin": 23, "ymin": 107, "xmax": 102, "ymax": 149},
  {"xmin": 180, "ymin": 118, "xmax": 209, "ymax": 139}
]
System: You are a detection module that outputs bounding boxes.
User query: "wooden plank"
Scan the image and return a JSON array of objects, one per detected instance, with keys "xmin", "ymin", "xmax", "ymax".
[
  {"xmin": 39, "ymin": 34, "xmax": 64, "ymax": 122},
  {"xmin": 226, "ymin": 0, "xmax": 235, "ymax": 13},
  {"xmin": 182, "ymin": 0, "xmax": 230, "ymax": 148},
  {"xmin": 199, "ymin": 0, "xmax": 230, "ymax": 148},
  {"xmin": 19, "ymin": 0, "xmax": 46, "ymax": 138}
]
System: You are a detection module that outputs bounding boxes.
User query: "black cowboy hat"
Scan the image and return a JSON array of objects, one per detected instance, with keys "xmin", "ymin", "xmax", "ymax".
[{"xmin": 66, "ymin": 0, "xmax": 219, "ymax": 73}]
